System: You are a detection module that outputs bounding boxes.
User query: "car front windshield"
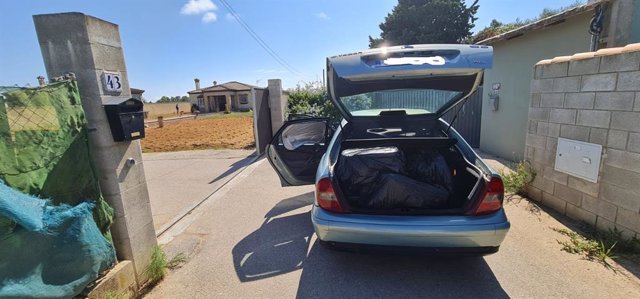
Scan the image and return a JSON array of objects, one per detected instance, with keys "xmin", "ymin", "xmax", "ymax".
[{"xmin": 340, "ymin": 88, "xmax": 463, "ymax": 115}]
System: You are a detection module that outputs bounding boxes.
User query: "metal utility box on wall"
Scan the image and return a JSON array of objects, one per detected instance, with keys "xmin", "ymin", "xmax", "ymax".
[
  {"xmin": 488, "ymin": 93, "xmax": 499, "ymax": 111},
  {"xmin": 488, "ymin": 84, "xmax": 500, "ymax": 111},
  {"xmin": 103, "ymin": 98, "xmax": 145, "ymax": 142},
  {"xmin": 554, "ymin": 138, "xmax": 602, "ymax": 183}
]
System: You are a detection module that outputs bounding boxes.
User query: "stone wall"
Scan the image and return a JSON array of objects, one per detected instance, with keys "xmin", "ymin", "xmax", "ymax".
[{"xmin": 525, "ymin": 43, "xmax": 640, "ymax": 238}]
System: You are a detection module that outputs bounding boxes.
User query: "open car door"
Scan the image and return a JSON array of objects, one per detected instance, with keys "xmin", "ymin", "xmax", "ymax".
[{"xmin": 266, "ymin": 118, "xmax": 331, "ymax": 186}]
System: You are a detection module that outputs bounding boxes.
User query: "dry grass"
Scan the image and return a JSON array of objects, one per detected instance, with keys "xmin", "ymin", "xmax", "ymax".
[{"xmin": 141, "ymin": 114, "xmax": 255, "ymax": 152}]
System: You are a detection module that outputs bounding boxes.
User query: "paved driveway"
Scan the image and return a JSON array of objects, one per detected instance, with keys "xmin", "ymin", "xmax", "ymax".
[
  {"xmin": 143, "ymin": 149, "xmax": 256, "ymax": 234},
  {"xmin": 147, "ymin": 158, "xmax": 640, "ymax": 298}
]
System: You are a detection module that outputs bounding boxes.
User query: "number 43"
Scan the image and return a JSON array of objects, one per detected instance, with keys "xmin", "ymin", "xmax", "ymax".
[{"xmin": 107, "ymin": 74, "xmax": 121, "ymax": 90}]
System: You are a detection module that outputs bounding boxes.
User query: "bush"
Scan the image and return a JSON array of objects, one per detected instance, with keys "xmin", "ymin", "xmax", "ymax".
[
  {"xmin": 501, "ymin": 160, "xmax": 535, "ymax": 195},
  {"xmin": 342, "ymin": 94, "xmax": 372, "ymax": 111},
  {"xmin": 286, "ymin": 82, "xmax": 341, "ymax": 125}
]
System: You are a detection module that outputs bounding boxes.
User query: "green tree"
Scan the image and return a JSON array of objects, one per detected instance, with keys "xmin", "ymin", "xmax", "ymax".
[{"xmin": 369, "ymin": 0, "xmax": 479, "ymax": 48}]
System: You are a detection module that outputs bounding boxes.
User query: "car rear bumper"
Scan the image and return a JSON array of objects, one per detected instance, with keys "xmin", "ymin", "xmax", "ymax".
[
  {"xmin": 311, "ymin": 206, "xmax": 510, "ymax": 249},
  {"xmin": 320, "ymin": 240, "xmax": 500, "ymax": 255}
]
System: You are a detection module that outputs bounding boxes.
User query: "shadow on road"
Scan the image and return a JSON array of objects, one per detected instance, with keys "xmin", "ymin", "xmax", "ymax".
[
  {"xmin": 232, "ymin": 192, "xmax": 508, "ymax": 298},
  {"xmin": 208, "ymin": 154, "xmax": 257, "ymax": 184},
  {"xmin": 232, "ymin": 192, "xmax": 315, "ymax": 282},
  {"xmin": 296, "ymin": 244, "xmax": 508, "ymax": 298}
]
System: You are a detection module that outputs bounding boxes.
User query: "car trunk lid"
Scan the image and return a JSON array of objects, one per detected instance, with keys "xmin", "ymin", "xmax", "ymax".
[{"xmin": 326, "ymin": 44, "xmax": 492, "ymax": 122}]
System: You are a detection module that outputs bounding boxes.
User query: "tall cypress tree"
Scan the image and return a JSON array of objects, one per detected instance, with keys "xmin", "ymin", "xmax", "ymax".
[{"xmin": 369, "ymin": 0, "xmax": 480, "ymax": 48}]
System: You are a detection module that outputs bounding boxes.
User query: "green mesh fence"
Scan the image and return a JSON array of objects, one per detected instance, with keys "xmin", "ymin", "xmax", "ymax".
[
  {"xmin": 0, "ymin": 80, "xmax": 113, "ymax": 234},
  {"xmin": 0, "ymin": 80, "xmax": 116, "ymax": 297}
]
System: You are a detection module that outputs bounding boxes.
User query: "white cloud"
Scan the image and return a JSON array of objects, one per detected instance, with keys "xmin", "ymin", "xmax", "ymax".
[
  {"xmin": 202, "ymin": 12, "xmax": 217, "ymax": 23},
  {"xmin": 226, "ymin": 12, "xmax": 237, "ymax": 22},
  {"xmin": 316, "ymin": 12, "xmax": 330, "ymax": 20},
  {"xmin": 181, "ymin": 0, "xmax": 217, "ymax": 15}
]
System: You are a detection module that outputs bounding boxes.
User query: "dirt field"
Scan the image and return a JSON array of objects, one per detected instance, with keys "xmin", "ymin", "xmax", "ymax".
[{"xmin": 141, "ymin": 115, "xmax": 255, "ymax": 153}]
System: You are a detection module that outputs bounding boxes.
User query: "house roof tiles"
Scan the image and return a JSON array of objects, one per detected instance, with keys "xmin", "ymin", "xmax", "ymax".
[
  {"xmin": 535, "ymin": 42, "xmax": 640, "ymax": 65},
  {"xmin": 187, "ymin": 81, "xmax": 261, "ymax": 94},
  {"xmin": 477, "ymin": 0, "xmax": 608, "ymax": 46}
]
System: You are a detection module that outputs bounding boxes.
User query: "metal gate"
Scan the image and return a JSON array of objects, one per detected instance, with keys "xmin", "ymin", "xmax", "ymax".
[
  {"xmin": 442, "ymin": 87, "xmax": 483, "ymax": 148},
  {"xmin": 370, "ymin": 87, "xmax": 483, "ymax": 148}
]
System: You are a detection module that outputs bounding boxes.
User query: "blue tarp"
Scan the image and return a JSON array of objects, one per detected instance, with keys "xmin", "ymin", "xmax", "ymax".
[{"xmin": 0, "ymin": 180, "xmax": 115, "ymax": 298}]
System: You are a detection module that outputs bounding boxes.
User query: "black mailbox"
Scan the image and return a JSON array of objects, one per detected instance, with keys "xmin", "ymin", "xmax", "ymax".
[{"xmin": 103, "ymin": 98, "xmax": 145, "ymax": 142}]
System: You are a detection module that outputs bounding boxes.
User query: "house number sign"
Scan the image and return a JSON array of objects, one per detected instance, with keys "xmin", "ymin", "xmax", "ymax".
[{"xmin": 102, "ymin": 71, "xmax": 123, "ymax": 93}]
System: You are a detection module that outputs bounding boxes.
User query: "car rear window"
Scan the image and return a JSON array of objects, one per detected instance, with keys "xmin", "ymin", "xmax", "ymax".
[{"xmin": 341, "ymin": 89, "xmax": 463, "ymax": 115}]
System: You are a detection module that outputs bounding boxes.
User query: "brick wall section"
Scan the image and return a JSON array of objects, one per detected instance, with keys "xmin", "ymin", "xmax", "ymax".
[{"xmin": 526, "ymin": 43, "xmax": 640, "ymax": 238}]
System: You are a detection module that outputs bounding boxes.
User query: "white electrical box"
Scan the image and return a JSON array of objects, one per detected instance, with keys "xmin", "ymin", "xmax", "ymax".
[{"xmin": 554, "ymin": 138, "xmax": 602, "ymax": 183}]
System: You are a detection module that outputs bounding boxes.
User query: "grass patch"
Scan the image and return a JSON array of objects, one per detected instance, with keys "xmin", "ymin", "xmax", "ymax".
[
  {"xmin": 146, "ymin": 246, "xmax": 167, "ymax": 284},
  {"xmin": 553, "ymin": 226, "xmax": 640, "ymax": 266},
  {"xmin": 553, "ymin": 228, "xmax": 616, "ymax": 264},
  {"xmin": 145, "ymin": 246, "xmax": 189, "ymax": 283},
  {"xmin": 138, "ymin": 247, "xmax": 188, "ymax": 295},
  {"xmin": 500, "ymin": 160, "xmax": 535, "ymax": 196}
]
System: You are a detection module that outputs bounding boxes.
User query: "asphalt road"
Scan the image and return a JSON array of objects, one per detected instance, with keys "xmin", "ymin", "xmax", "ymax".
[{"xmin": 146, "ymin": 158, "xmax": 640, "ymax": 298}]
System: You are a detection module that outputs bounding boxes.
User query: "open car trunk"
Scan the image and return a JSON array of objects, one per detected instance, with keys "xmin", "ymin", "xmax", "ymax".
[
  {"xmin": 334, "ymin": 135, "xmax": 483, "ymax": 215},
  {"xmin": 323, "ymin": 45, "xmax": 494, "ymax": 215}
]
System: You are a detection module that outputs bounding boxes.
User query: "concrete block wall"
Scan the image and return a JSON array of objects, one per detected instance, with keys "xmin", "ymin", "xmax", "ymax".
[{"xmin": 526, "ymin": 43, "xmax": 640, "ymax": 238}]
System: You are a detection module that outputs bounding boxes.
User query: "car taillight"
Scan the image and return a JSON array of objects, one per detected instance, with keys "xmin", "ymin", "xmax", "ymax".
[
  {"xmin": 473, "ymin": 176, "xmax": 504, "ymax": 215},
  {"xmin": 316, "ymin": 177, "xmax": 345, "ymax": 213}
]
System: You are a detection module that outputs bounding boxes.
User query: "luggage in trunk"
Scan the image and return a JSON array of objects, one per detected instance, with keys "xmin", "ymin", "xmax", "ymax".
[
  {"xmin": 336, "ymin": 145, "xmax": 457, "ymax": 210},
  {"xmin": 368, "ymin": 173, "xmax": 450, "ymax": 209},
  {"xmin": 338, "ymin": 147, "xmax": 406, "ymax": 200}
]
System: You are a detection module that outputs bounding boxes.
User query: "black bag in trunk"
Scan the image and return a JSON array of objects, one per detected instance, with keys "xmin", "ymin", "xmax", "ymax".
[
  {"xmin": 337, "ymin": 147, "xmax": 405, "ymax": 197},
  {"xmin": 366, "ymin": 173, "xmax": 450, "ymax": 209},
  {"xmin": 406, "ymin": 149, "xmax": 453, "ymax": 192}
]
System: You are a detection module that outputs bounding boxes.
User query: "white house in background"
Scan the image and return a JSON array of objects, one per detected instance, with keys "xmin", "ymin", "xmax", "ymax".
[{"xmin": 187, "ymin": 79, "xmax": 264, "ymax": 113}]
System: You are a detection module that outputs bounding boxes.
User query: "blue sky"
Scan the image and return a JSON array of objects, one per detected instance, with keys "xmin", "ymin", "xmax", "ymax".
[{"xmin": 0, "ymin": 0, "xmax": 583, "ymax": 101}]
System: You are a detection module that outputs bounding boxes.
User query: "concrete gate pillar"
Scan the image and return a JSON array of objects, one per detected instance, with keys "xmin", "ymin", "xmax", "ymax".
[
  {"xmin": 267, "ymin": 79, "xmax": 286, "ymax": 135},
  {"xmin": 33, "ymin": 13, "xmax": 157, "ymax": 286}
]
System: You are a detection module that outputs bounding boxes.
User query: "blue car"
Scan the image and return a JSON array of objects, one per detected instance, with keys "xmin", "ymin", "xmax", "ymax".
[{"xmin": 266, "ymin": 44, "xmax": 509, "ymax": 254}]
